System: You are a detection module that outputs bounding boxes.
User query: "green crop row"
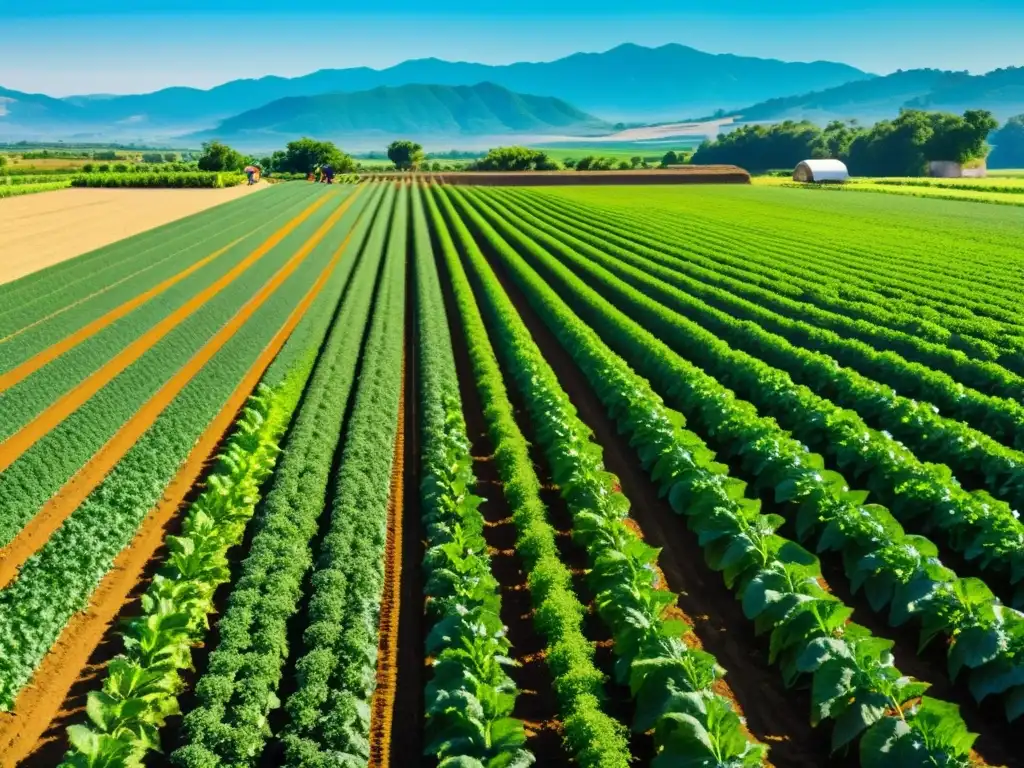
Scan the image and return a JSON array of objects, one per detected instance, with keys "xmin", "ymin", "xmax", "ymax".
[
  {"xmin": 577, "ymin": 188, "xmax": 1024, "ymax": 337},
  {"xmin": 70, "ymin": 172, "xmax": 245, "ymax": 188},
  {"xmin": 483, "ymin": 188, "xmax": 1024, "ymax": 601},
  {"xmin": 871, "ymin": 178, "xmax": 1024, "ymax": 195},
  {"xmin": 435, "ymin": 184, "xmax": 766, "ymax": 767},
  {"xmin": 0, "ymin": 202, "xmax": 351, "ymax": 713},
  {"xmin": 411, "ymin": 183, "xmax": 532, "ymax": 766},
  {"xmin": 423, "ymin": 184, "xmax": 634, "ymax": 768},
  {"xmin": 532, "ymin": 189, "xmax": 1024, "ymax": 361},
  {"xmin": 520, "ymin": 191, "xmax": 1024, "ymax": 408},
  {"xmin": 0, "ymin": 179, "xmax": 72, "ymax": 198},
  {"xmin": 438, "ymin": 186, "xmax": 985, "ymax": 765},
  {"xmin": 459, "ymin": 186, "xmax": 1024, "ymax": 725},
  {"xmin": 0, "ymin": 173, "xmax": 76, "ymax": 186},
  {"xmin": 170, "ymin": 185, "xmax": 389, "ymax": 768},
  {"xmin": 55, "ymin": 188, "xmax": 376, "ymax": 767},
  {"xmin": 277, "ymin": 184, "xmax": 407, "ymax": 766}
]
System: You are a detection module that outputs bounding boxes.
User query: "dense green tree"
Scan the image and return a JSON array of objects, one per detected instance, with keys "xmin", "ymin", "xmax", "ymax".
[
  {"xmin": 197, "ymin": 141, "xmax": 245, "ymax": 172},
  {"xmin": 576, "ymin": 155, "xmax": 614, "ymax": 171},
  {"xmin": 163, "ymin": 152, "xmax": 177, "ymax": 162},
  {"xmin": 630, "ymin": 156, "xmax": 643, "ymax": 168},
  {"xmin": 276, "ymin": 137, "xmax": 353, "ymax": 174},
  {"xmin": 660, "ymin": 150, "xmax": 680, "ymax": 167},
  {"xmin": 386, "ymin": 139, "xmax": 425, "ymax": 170},
  {"xmin": 472, "ymin": 146, "xmax": 560, "ymax": 171},
  {"xmin": 989, "ymin": 115, "xmax": 1024, "ymax": 168},
  {"xmin": 141, "ymin": 152, "xmax": 165, "ymax": 163},
  {"xmin": 691, "ymin": 109, "xmax": 997, "ymax": 176}
]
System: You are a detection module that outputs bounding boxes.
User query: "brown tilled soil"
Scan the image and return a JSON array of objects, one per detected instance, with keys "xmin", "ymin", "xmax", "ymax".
[
  {"xmin": 0, "ymin": 184, "xmax": 268, "ymax": 285},
  {"xmin": 414, "ymin": 167, "xmax": 751, "ymax": 186},
  {"xmin": 387, "ymin": 232, "xmax": 426, "ymax": 764},
  {"xmin": 368, "ymin": 353, "xmax": 407, "ymax": 768},
  {"xmin": 470, "ymin": 226, "xmax": 839, "ymax": 768},
  {"xmin": 0, "ymin": 228, "xmax": 349, "ymax": 768}
]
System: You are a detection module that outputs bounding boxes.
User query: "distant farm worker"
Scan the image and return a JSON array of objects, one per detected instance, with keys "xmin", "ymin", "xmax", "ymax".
[
  {"xmin": 322, "ymin": 164, "xmax": 334, "ymax": 184},
  {"xmin": 314, "ymin": 165, "xmax": 323, "ymax": 183},
  {"xmin": 244, "ymin": 165, "xmax": 258, "ymax": 185}
]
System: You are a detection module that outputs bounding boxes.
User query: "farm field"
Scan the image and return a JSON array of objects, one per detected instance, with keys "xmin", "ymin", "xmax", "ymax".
[
  {"xmin": 754, "ymin": 174, "xmax": 1024, "ymax": 206},
  {"xmin": 0, "ymin": 184, "xmax": 268, "ymax": 285},
  {"xmin": 0, "ymin": 179, "xmax": 1022, "ymax": 768}
]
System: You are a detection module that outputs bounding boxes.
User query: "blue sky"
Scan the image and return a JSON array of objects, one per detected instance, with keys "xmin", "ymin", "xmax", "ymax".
[{"xmin": 4, "ymin": 0, "xmax": 1023, "ymax": 95}]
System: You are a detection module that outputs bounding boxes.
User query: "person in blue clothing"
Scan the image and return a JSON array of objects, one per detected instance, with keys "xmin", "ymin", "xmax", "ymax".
[{"xmin": 322, "ymin": 164, "xmax": 334, "ymax": 184}]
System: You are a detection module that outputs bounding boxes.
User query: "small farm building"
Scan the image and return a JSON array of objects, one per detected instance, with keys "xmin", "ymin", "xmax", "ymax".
[{"xmin": 793, "ymin": 159, "xmax": 849, "ymax": 183}]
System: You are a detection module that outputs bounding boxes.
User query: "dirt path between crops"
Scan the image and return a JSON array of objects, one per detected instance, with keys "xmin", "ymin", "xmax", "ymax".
[
  {"xmin": 387, "ymin": 238, "xmax": 425, "ymax": 765},
  {"xmin": 473, "ymin": 227, "xmax": 836, "ymax": 768},
  {"xmin": 369, "ymin": 352, "xmax": 407, "ymax": 768},
  {"xmin": 0, "ymin": 193, "xmax": 353, "ymax": 592},
  {"xmin": 0, "ymin": 213, "xmax": 353, "ymax": 767},
  {"xmin": 0, "ymin": 184, "xmax": 269, "ymax": 286}
]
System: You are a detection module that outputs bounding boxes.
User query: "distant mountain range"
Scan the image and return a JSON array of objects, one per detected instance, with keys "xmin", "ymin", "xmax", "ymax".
[
  {"xmin": 191, "ymin": 83, "xmax": 609, "ymax": 143},
  {"xmin": 0, "ymin": 43, "xmax": 871, "ymax": 142},
  {"xmin": 1, "ymin": 44, "xmax": 1021, "ymax": 147},
  {"xmin": 729, "ymin": 67, "xmax": 1024, "ymax": 123}
]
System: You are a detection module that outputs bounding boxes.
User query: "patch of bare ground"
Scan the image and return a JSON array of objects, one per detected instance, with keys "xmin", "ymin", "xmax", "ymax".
[
  {"xmin": 387, "ymin": 215, "xmax": 426, "ymax": 766},
  {"xmin": 0, "ymin": 184, "xmax": 268, "ymax": 285}
]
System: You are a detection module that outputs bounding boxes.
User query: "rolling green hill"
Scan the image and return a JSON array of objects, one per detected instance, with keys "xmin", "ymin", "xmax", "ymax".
[
  {"xmin": 196, "ymin": 82, "xmax": 609, "ymax": 140},
  {"xmin": 0, "ymin": 43, "xmax": 872, "ymax": 140}
]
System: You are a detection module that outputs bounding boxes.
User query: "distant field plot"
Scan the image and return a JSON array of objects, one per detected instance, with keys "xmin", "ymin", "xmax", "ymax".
[
  {"xmin": 531, "ymin": 141, "xmax": 699, "ymax": 162},
  {"xmin": 754, "ymin": 173, "xmax": 1024, "ymax": 205}
]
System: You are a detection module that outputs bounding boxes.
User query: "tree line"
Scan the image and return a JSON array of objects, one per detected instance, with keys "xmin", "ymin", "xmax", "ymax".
[
  {"xmin": 690, "ymin": 109, "xmax": 1001, "ymax": 175},
  {"xmin": 989, "ymin": 115, "xmax": 1024, "ymax": 169}
]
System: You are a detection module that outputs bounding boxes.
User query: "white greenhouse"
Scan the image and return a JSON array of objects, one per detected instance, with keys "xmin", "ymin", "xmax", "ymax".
[{"xmin": 793, "ymin": 159, "xmax": 849, "ymax": 183}]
